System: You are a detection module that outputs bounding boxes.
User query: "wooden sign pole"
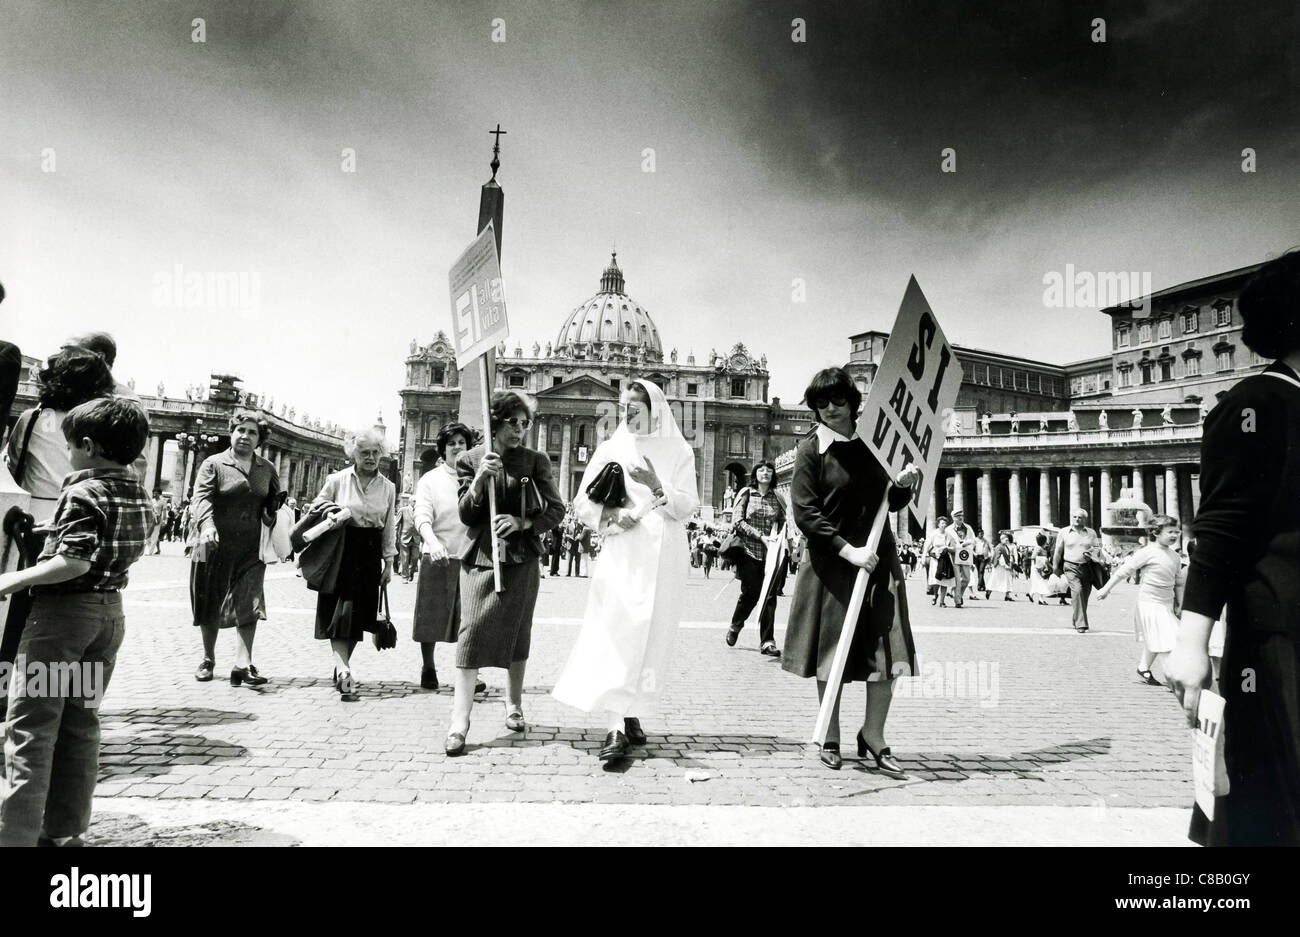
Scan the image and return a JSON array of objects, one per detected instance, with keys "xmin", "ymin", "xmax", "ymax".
[
  {"xmin": 480, "ymin": 358, "xmax": 503, "ymax": 593},
  {"xmin": 812, "ymin": 492, "xmax": 891, "ymax": 745}
]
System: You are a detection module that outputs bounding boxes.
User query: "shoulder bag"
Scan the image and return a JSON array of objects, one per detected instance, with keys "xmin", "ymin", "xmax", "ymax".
[
  {"xmin": 717, "ymin": 489, "xmax": 752, "ymax": 564},
  {"xmin": 372, "ymin": 585, "xmax": 398, "ymax": 651}
]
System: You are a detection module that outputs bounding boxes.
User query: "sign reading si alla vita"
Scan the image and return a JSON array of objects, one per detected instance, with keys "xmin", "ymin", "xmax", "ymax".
[
  {"xmin": 449, "ymin": 223, "xmax": 509, "ymax": 365},
  {"xmin": 856, "ymin": 276, "xmax": 963, "ymax": 524}
]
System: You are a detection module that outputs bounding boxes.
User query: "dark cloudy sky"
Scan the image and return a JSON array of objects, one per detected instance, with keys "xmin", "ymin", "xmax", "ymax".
[{"xmin": 2, "ymin": 0, "xmax": 1297, "ymax": 429}]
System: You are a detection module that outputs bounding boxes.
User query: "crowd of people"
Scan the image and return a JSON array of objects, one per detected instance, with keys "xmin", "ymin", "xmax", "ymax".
[{"xmin": 0, "ymin": 247, "xmax": 1297, "ymax": 846}]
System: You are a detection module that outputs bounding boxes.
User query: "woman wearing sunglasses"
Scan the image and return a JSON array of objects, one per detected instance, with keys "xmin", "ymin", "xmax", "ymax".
[
  {"xmin": 782, "ymin": 367, "xmax": 920, "ymax": 773},
  {"xmin": 445, "ymin": 391, "xmax": 566, "ymax": 755}
]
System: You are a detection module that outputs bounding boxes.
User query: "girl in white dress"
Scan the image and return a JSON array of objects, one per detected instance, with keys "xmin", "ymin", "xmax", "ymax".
[
  {"xmin": 552, "ymin": 380, "xmax": 700, "ymax": 763},
  {"xmin": 1095, "ymin": 514, "xmax": 1184, "ymax": 685},
  {"xmin": 984, "ymin": 532, "xmax": 1018, "ymax": 599},
  {"xmin": 1027, "ymin": 533, "xmax": 1052, "ymax": 605}
]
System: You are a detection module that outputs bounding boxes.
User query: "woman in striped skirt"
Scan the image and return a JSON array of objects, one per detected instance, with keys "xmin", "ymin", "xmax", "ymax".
[{"xmin": 445, "ymin": 392, "xmax": 565, "ymax": 755}]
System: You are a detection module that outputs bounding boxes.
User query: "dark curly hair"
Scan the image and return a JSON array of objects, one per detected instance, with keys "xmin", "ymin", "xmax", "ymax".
[
  {"xmin": 228, "ymin": 408, "xmax": 269, "ymax": 444},
  {"xmin": 61, "ymin": 397, "xmax": 149, "ymax": 465},
  {"xmin": 1239, "ymin": 248, "xmax": 1300, "ymax": 359},
  {"xmin": 801, "ymin": 366, "xmax": 863, "ymax": 425},
  {"xmin": 489, "ymin": 391, "xmax": 535, "ymax": 433},
  {"xmin": 436, "ymin": 421, "xmax": 476, "ymax": 461},
  {"xmin": 37, "ymin": 347, "xmax": 115, "ymax": 411},
  {"xmin": 749, "ymin": 460, "xmax": 776, "ymax": 487}
]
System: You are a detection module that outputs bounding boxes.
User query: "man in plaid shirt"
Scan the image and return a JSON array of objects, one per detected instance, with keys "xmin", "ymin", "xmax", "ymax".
[{"xmin": 0, "ymin": 396, "xmax": 152, "ymax": 846}]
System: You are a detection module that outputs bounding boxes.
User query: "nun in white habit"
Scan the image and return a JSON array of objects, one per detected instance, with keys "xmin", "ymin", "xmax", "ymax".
[{"xmin": 552, "ymin": 379, "xmax": 700, "ymax": 762}]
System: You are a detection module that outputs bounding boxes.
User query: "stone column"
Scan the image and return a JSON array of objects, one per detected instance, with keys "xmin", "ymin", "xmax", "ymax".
[
  {"xmin": 978, "ymin": 471, "xmax": 993, "ymax": 537},
  {"xmin": 1009, "ymin": 469, "xmax": 1022, "ymax": 529},
  {"xmin": 1038, "ymin": 469, "xmax": 1052, "ymax": 526},
  {"xmin": 1140, "ymin": 466, "xmax": 1157, "ymax": 511},
  {"xmin": 534, "ymin": 417, "xmax": 547, "ymax": 454},
  {"xmin": 559, "ymin": 418, "xmax": 573, "ymax": 501},
  {"xmin": 952, "ymin": 468, "xmax": 965, "ymax": 517},
  {"xmin": 926, "ymin": 484, "xmax": 937, "ymax": 537},
  {"xmin": 171, "ymin": 442, "xmax": 190, "ymax": 499},
  {"xmin": 1164, "ymin": 465, "xmax": 1177, "ymax": 518},
  {"xmin": 1068, "ymin": 467, "xmax": 1081, "ymax": 518},
  {"xmin": 701, "ymin": 422, "xmax": 717, "ymax": 512},
  {"xmin": 1099, "ymin": 467, "xmax": 1113, "ymax": 526}
]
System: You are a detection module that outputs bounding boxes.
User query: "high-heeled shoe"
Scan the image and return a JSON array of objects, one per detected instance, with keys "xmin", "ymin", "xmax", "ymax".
[
  {"xmin": 230, "ymin": 665, "xmax": 268, "ymax": 687},
  {"xmin": 857, "ymin": 731, "xmax": 906, "ymax": 778},
  {"xmin": 819, "ymin": 741, "xmax": 842, "ymax": 770},
  {"xmin": 445, "ymin": 723, "xmax": 469, "ymax": 756}
]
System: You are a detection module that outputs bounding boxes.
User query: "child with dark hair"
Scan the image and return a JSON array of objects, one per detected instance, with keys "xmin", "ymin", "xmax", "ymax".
[
  {"xmin": 1096, "ymin": 514, "xmax": 1184, "ymax": 686},
  {"xmin": 0, "ymin": 397, "xmax": 153, "ymax": 846}
]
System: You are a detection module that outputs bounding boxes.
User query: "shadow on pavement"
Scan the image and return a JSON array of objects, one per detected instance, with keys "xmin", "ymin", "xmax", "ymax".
[{"xmin": 87, "ymin": 812, "xmax": 302, "ymax": 847}]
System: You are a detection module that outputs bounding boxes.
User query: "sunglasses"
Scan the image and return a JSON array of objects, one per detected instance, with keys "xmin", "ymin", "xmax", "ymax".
[
  {"xmin": 812, "ymin": 393, "xmax": 849, "ymax": 410},
  {"xmin": 504, "ymin": 417, "xmax": 533, "ymax": 430}
]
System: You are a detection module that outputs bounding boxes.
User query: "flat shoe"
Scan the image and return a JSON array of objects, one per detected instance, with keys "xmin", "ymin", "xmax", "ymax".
[
  {"xmin": 599, "ymin": 730, "xmax": 629, "ymax": 761},
  {"xmin": 505, "ymin": 708, "xmax": 525, "ymax": 732},
  {"xmin": 623, "ymin": 717, "xmax": 647, "ymax": 746},
  {"xmin": 420, "ymin": 667, "xmax": 439, "ymax": 690},
  {"xmin": 725, "ymin": 625, "xmax": 741, "ymax": 647},
  {"xmin": 445, "ymin": 731, "xmax": 467, "ymax": 756},
  {"xmin": 195, "ymin": 658, "xmax": 214, "ymax": 682},
  {"xmin": 760, "ymin": 642, "xmax": 781, "ymax": 658}
]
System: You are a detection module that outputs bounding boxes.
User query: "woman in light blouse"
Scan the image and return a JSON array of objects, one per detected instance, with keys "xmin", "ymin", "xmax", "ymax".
[
  {"xmin": 725, "ymin": 460, "xmax": 786, "ymax": 657},
  {"xmin": 309, "ymin": 427, "xmax": 396, "ymax": 702},
  {"xmin": 411, "ymin": 421, "xmax": 479, "ymax": 691}
]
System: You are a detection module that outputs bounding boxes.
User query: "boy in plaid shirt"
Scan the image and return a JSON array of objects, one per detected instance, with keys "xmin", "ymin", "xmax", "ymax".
[{"xmin": 0, "ymin": 397, "xmax": 152, "ymax": 846}]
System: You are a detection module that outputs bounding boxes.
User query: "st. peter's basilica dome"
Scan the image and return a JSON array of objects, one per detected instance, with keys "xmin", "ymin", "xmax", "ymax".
[{"xmin": 554, "ymin": 253, "xmax": 664, "ymax": 362}]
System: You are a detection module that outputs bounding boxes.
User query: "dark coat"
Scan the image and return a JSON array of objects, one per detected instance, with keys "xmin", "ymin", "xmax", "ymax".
[
  {"xmin": 781, "ymin": 433, "xmax": 917, "ymax": 683},
  {"xmin": 456, "ymin": 444, "xmax": 565, "ymax": 568}
]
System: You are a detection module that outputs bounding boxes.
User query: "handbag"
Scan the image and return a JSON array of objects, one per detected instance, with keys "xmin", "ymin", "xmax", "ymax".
[
  {"xmin": 7, "ymin": 407, "xmax": 51, "ymax": 564},
  {"xmin": 259, "ymin": 502, "xmax": 295, "ymax": 563},
  {"xmin": 583, "ymin": 461, "xmax": 627, "ymax": 508},
  {"xmin": 718, "ymin": 489, "xmax": 751, "ymax": 563},
  {"xmin": 519, "ymin": 475, "xmax": 545, "ymax": 517},
  {"xmin": 372, "ymin": 585, "xmax": 398, "ymax": 651}
]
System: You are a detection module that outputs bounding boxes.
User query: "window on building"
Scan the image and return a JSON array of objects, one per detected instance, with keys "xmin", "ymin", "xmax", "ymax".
[
  {"xmin": 729, "ymin": 430, "xmax": 745, "ymax": 454},
  {"xmin": 1181, "ymin": 311, "xmax": 1198, "ymax": 334},
  {"xmin": 1157, "ymin": 318, "xmax": 1171, "ymax": 340},
  {"xmin": 1139, "ymin": 360, "xmax": 1154, "ymax": 384},
  {"xmin": 686, "ymin": 382, "xmax": 698, "ymax": 396},
  {"xmin": 430, "ymin": 364, "xmax": 445, "ymax": 385},
  {"xmin": 610, "ymin": 378, "xmax": 620, "ymax": 392},
  {"xmin": 1116, "ymin": 326, "xmax": 1130, "ymax": 348},
  {"xmin": 1185, "ymin": 355, "xmax": 1200, "ymax": 376},
  {"xmin": 552, "ymin": 376, "xmax": 563, "ymax": 387},
  {"xmin": 1160, "ymin": 359, "xmax": 1173, "ymax": 381},
  {"xmin": 549, "ymin": 424, "xmax": 562, "ymax": 447},
  {"xmin": 730, "ymin": 378, "xmax": 746, "ymax": 398},
  {"xmin": 577, "ymin": 423, "xmax": 587, "ymax": 447},
  {"xmin": 1117, "ymin": 366, "xmax": 1132, "ymax": 388},
  {"xmin": 1215, "ymin": 303, "xmax": 1232, "ymax": 327},
  {"xmin": 1138, "ymin": 323, "xmax": 1152, "ymax": 344},
  {"xmin": 508, "ymin": 372, "xmax": 525, "ymax": 388},
  {"xmin": 1102, "ymin": 378, "xmax": 1111, "ymax": 390},
  {"xmin": 1216, "ymin": 347, "xmax": 1234, "ymax": 371}
]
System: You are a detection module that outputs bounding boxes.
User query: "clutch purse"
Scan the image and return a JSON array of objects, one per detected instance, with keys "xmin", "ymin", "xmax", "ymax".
[{"xmin": 584, "ymin": 461, "xmax": 628, "ymax": 508}]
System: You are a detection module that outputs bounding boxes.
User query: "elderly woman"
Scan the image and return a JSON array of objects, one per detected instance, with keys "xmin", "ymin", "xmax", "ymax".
[
  {"xmin": 190, "ymin": 409, "xmax": 281, "ymax": 685},
  {"xmin": 782, "ymin": 367, "xmax": 919, "ymax": 772},
  {"xmin": 552, "ymin": 380, "xmax": 700, "ymax": 762},
  {"xmin": 725, "ymin": 460, "xmax": 786, "ymax": 657},
  {"xmin": 412, "ymin": 421, "xmax": 481, "ymax": 691},
  {"xmin": 1168, "ymin": 250, "xmax": 1300, "ymax": 846},
  {"xmin": 444, "ymin": 392, "xmax": 564, "ymax": 755},
  {"xmin": 0, "ymin": 348, "xmax": 115, "ymax": 700},
  {"xmin": 308, "ymin": 427, "xmax": 396, "ymax": 702}
]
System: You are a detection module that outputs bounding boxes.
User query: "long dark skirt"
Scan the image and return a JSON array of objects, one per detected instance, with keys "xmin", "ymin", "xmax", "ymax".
[
  {"xmin": 1190, "ymin": 628, "xmax": 1300, "ymax": 846},
  {"xmin": 314, "ymin": 527, "xmax": 383, "ymax": 642},
  {"xmin": 191, "ymin": 532, "xmax": 267, "ymax": 629},
  {"xmin": 412, "ymin": 556, "xmax": 461, "ymax": 643},
  {"xmin": 455, "ymin": 561, "xmax": 540, "ymax": 669},
  {"xmin": 783, "ymin": 548, "xmax": 917, "ymax": 683}
]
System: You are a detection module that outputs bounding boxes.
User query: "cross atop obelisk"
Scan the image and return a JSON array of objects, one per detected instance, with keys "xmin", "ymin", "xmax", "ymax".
[{"xmin": 488, "ymin": 123, "xmax": 507, "ymax": 180}]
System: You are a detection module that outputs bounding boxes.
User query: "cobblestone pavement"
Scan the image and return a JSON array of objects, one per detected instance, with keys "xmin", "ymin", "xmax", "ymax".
[{"xmin": 77, "ymin": 545, "xmax": 1195, "ymax": 845}]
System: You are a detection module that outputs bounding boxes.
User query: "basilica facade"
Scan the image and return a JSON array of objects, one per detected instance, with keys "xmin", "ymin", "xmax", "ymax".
[{"xmin": 399, "ymin": 254, "xmax": 797, "ymax": 513}]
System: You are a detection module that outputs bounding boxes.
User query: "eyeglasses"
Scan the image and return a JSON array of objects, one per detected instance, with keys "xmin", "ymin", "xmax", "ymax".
[
  {"xmin": 812, "ymin": 393, "xmax": 849, "ymax": 410},
  {"xmin": 504, "ymin": 417, "xmax": 532, "ymax": 430}
]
